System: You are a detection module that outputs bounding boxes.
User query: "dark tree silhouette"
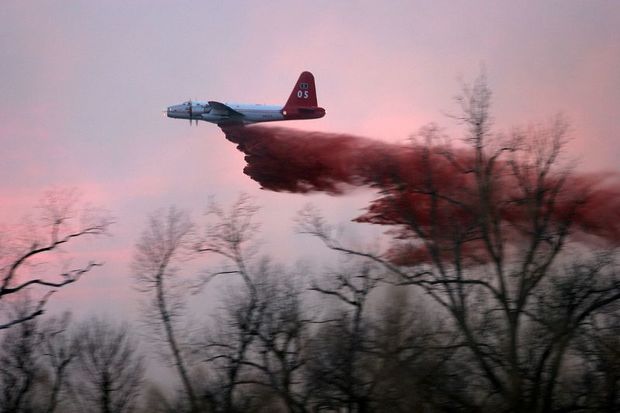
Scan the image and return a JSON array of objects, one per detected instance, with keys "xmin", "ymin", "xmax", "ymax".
[
  {"xmin": 133, "ymin": 207, "xmax": 199, "ymax": 412},
  {"xmin": 40, "ymin": 312, "xmax": 77, "ymax": 413},
  {"xmin": 297, "ymin": 75, "xmax": 620, "ymax": 412},
  {"xmin": 193, "ymin": 194, "xmax": 267, "ymax": 412},
  {"xmin": 0, "ymin": 189, "xmax": 112, "ymax": 330},
  {"xmin": 305, "ymin": 261, "xmax": 379, "ymax": 413},
  {"xmin": 71, "ymin": 317, "xmax": 144, "ymax": 413},
  {"xmin": 0, "ymin": 300, "xmax": 43, "ymax": 412}
]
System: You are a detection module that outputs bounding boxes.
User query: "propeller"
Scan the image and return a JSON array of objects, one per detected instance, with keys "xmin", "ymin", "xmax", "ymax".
[
  {"xmin": 187, "ymin": 99, "xmax": 199, "ymax": 126},
  {"xmin": 188, "ymin": 99, "xmax": 193, "ymax": 125}
]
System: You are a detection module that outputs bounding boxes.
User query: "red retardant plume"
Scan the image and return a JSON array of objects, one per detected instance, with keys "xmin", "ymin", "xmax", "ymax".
[{"xmin": 222, "ymin": 125, "xmax": 620, "ymax": 264}]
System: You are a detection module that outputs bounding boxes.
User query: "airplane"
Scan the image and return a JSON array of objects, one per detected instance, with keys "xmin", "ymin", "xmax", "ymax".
[{"xmin": 166, "ymin": 71, "xmax": 325, "ymax": 126}]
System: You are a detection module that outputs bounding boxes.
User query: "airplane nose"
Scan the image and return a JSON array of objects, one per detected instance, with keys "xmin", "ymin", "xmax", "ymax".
[
  {"xmin": 164, "ymin": 103, "xmax": 193, "ymax": 120},
  {"xmin": 166, "ymin": 106, "xmax": 178, "ymax": 118}
]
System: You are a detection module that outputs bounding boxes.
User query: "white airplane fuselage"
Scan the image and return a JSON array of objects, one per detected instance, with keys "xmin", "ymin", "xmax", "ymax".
[
  {"xmin": 208, "ymin": 103, "xmax": 285, "ymax": 123},
  {"xmin": 167, "ymin": 102, "xmax": 286, "ymax": 125}
]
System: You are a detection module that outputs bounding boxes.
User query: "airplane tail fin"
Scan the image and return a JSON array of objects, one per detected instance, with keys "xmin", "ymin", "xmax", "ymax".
[
  {"xmin": 282, "ymin": 71, "xmax": 325, "ymax": 120},
  {"xmin": 283, "ymin": 71, "xmax": 318, "ymax": 111}
]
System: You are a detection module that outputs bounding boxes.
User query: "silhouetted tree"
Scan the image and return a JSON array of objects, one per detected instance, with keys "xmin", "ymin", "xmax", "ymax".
[
  {"xmin": 367, "ymin": 286, "xmax": 464, "ymax": 413},
  {"xmin": 71, "ymin": 317, "xmax": 144, "ymax": 413},
  {"xmin": 0, "ymin": 306, "xmax": 83, "ymax": 413},
  {"xmin": 133, "ymin": 207, "xmax": 199, "ymax": 412},
  {"xmin": 251, "ymin": 268, "xmax": 310, "ymax": 412},
  {"xmin": 526, "ymin": 254, "xmax": 620, "ymax": 412},
  {"xmin": 297, "ymin": 74, "xmax": 620, "ymax": 412},
  {"xmin": 572, "ymin": 311, "xmax": 620, "ymax": 412},
  {"xmin": 0, "ymin": 299, "xmax": 43, "ymax": 412},
  {"xmin": 199, "ymin": 260, "xmax": 311, "ymax": 413},
  {"xmin": 305, "ymin": 260, "xmax": 379, "ymax": 413},
  {"xmin": 193, "ymin": 195, "xmax": 267, "ymax": 412},
  {"xmin": 0, "ymin": 189, "xmax": 112, "ymax": 330},
  {"xmin": 39, "ymin": 312, "xmax": 77, "ymax": 413}
]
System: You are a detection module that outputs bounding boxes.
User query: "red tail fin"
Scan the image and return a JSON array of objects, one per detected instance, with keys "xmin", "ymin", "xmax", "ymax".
[
  {"xmin": 281, "ymin": 71, "xmax": 325, "ymax": 120},
  {"xmin": 283, "ymin": 71, "xmax": 318, "ymax": 111}
]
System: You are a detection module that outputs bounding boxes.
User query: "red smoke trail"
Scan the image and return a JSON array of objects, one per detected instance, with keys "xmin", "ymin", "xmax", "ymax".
[{"xmin": 222, "ymin": 125, "xmax": 620, "ymax": 264}]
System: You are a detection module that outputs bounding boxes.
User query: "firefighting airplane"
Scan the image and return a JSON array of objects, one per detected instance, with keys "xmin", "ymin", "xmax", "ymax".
[{"xmin": 166, "ymin": 71, "xmax": 325, "ymax": 126}]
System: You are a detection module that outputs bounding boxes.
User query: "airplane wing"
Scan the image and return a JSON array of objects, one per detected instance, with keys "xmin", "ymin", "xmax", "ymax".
[{"xmin": 208, "ymin": 101, "xmax": 245, "ymax": 117}]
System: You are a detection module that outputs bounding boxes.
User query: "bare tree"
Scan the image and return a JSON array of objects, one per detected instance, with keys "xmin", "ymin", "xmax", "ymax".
[
  {"xmin": 305, "ymin": 260, "xmax": 379, "ymax": 413},
  {"xmin": 526, "ymin": 254, "xmax": 620, "ymax": 412},
  {"xmin": 132, "ymin": 207, "xmax": 199, "ymax": 412},
  {"xmin": 0, "ymin": 188, "xmax": 113, "ymax": 330},
  {"xmin": 39, "ymin": 312, "xmax": 77, "ymax": 413},
  {"xmin": 297, "ymin": 75, "xmax": 620, "ymax": 412},
  {"xmin": 0, "ymin": 306, "xmax": 82, "ymax": 413},
  {"xmin": 0, "ymin": 299, "xmax": 43, "ymax": 413},
  {"xmin": 200, "ymin": 260, "xmax": 311, "ymax": 413},
  {"xmin": 193, "ymin": 194, "xmax": 265, "ymax": 412},
  {"xmin": 71, "ymin": 317, "xmax": 145, "ymax": 413},
  {"xmin": 366, "ymin": 286, "xmax": 465, "ymax": 413},
  {"xmin": 572, "ymin": 310, "xmax": 620, "ymax": 412},
  {"xmin": 251, "ymin": 268, "xmax": 310, "ymax": 413}
]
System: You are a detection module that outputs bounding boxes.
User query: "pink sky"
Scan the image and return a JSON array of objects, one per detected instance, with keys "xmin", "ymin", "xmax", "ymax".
[{"xmin": 1, "ymin": 1, "xmax": 619, "ymax": 320}]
